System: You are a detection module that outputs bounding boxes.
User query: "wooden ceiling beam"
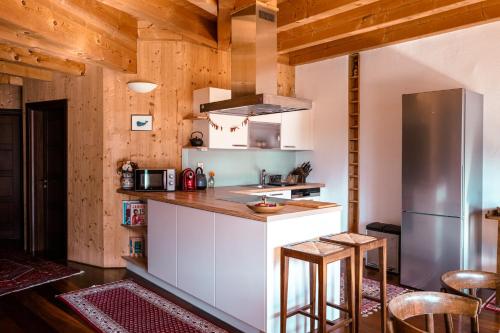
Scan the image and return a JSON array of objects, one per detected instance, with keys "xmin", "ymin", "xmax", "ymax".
[
  {"xmin": 287, "ymin": 0, "xmax": 500, "ymax": 65},
  {"xmin": 50, "ymin": 0, "xmax": 137, "ymax": 47},
  {"xmin": 0, "ymin": 43, "xmax": 86, "ymax": 76},
  {"xmin": 185, "ymin": 0, "xmax": 218, "ymax": 17},
  {"xmin": 277, "ymin": 0, "xmax": 381, "ymax": 32},
  {"xmin": 0, "ymin": 25, "xmax": 88, "ymax": 65},
  {"xmin": 0, "ymin": 74, "xmax": 23, "ymax": 86},
  {"xmin": 137, "ymin": 21, "xmax": 184, "ymax": 42},
  {"xmin": 97, "ymin": 0, "xmax": 217, "ymax": 48},
  {"xmin": 217, "ymin": 0, "xmax": 234, "ymax": 50},
  {"xmin": 0, "ymin": 0, "xmax": 136, "ymax": 73},
  {"xmin": 0, "ymin": 60, "xmax": 52, "ymax": 81},
  {"xmin": 279, "ymin": 0, "xmax": 485, "ymax": 53}
]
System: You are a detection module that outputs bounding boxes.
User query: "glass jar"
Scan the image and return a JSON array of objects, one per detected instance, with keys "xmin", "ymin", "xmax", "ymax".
[
  {"xmin": 208, "ymin": 175, "xmax": 215, "ymax": 188},
  {"xmin": 121, "ymin": 171, "xmax": 134, "ymax": 190}
]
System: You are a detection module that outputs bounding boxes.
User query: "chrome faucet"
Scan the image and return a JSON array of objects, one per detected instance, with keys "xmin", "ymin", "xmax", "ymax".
[{"xmin": 259, "ymin": 169, "xmax": 267, "ymax": 187}]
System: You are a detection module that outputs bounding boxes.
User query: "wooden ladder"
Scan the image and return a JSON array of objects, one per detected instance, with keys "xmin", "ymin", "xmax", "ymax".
[{"xmin": 348, "ymin": 53, "xmax": 360, "ymax": 233}]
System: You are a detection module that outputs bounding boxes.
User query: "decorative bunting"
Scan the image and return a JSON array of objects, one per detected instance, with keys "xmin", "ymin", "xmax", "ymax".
[{"xmin": 207, "ymin": 115, "xmax": 250, "ymax": 132}]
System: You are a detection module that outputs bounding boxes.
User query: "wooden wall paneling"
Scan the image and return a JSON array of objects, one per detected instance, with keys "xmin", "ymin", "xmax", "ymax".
[
  {"xmin": 277, "ymin": 61, "xmax": 295, "ymax": 97},
  {"xmin": 23, "ymin": 65, "xmax": 105, "ymax": 267},
  {"xmin": 0, "ymin": 84, "xmax": 21, "ymax": 109},
  {"xmin": 102, "ymin": 40, "xmax": 231, "ymax": 267}
]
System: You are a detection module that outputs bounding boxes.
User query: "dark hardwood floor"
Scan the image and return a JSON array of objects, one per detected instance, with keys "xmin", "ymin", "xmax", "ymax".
[
  {"xmin": 0, "ymin": 261, "xmax": 241, "ymax": 333},
  {"xmin": 0, "ymin": 260, "xmax": 498, "ymax": 333}
]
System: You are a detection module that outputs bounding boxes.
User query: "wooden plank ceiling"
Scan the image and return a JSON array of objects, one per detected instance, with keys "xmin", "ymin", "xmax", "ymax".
[{"xmin": 0, "ymin": 0, "xmax": 498, "ymax": 78}]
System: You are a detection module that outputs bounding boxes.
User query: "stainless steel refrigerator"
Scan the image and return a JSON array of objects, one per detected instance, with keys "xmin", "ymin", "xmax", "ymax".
[{"xmin": 401, "ymin": 88, "xmax": 483, "ymax": 291}]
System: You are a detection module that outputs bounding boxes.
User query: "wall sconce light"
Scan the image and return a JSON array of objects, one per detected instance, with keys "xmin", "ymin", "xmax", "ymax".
[{"xmin": 127, "ymin": 81, "xmax": 158, "ymax": 93}]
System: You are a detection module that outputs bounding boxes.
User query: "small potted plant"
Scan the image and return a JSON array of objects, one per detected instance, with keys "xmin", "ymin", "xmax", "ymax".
[{"xmin": 117, "ymin": 160, "xmax": 138, "ymax": 190}]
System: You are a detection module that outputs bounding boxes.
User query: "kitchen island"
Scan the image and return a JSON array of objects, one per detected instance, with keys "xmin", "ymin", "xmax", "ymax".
[{"xmin": 119, "ymin": 186, "xmax": 342, "ymax": 333}]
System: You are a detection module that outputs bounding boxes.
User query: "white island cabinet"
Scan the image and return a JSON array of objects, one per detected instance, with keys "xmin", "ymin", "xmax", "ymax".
[
  {"xmin": 215, "ymin": 214, "xmax": 267, "ymax": 329},
  {"xmin": 142, "ymin": 200, "xmax": 342, "ymax": 333},
  {"xmin": 177, "ymin": 206, "xmax": 215, "ymax": 305},
  {"xmin": 147, "ymin": 200, "xmax": 177, "ymax": 286}
]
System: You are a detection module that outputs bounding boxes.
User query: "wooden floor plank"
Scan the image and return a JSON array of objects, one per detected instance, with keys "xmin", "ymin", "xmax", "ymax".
[
  {"xmin": 0, "ymin": 315, "xmax": 24, "ymax": 333},
  {"xmin": 13, "ymin": 292, "xmax": 94, "ymax": 333}
]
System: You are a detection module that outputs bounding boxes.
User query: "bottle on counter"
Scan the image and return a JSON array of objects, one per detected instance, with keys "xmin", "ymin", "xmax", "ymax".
[{"xmin": 208, "ymin": 170, "xmax": 215, "ymax": 188}]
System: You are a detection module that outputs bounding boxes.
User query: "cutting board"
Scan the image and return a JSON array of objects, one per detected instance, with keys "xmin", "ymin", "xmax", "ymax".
[{"xmin": 286, "ymin": 200, "xmax": 338, "ymax": 209}]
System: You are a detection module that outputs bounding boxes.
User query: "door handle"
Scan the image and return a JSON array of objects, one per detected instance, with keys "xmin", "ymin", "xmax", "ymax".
[
  {"xmin": 232, "ymin": 144, "xmax": 247, "ymax": 147},
  {"xmin": 42, "ymin": 179, "xmax": 48, "ymax": 189},
  {"xmin": 284, "ymin": 145, "xmax": 296, "ymax": 148}
]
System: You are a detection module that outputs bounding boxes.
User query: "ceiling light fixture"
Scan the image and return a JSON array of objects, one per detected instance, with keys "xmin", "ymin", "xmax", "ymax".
[{"xmin": 127, "ymin": 81, "xmax": 158, "ymax": 93}]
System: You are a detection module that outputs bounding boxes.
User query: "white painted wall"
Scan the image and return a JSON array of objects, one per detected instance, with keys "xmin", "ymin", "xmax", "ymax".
[
  {"xmin": 296, "ymin": 22, "xmax": 500, "ymax": 271},
  {"xmin": 360, "ymin": 22, "xmax": 500, "ymax": 272},
  {"xmin": 295, "ymin": 57, "xmax": 349, "ymax": 230}
]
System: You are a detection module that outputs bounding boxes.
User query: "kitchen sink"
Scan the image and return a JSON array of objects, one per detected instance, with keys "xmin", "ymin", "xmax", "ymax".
[
  {"xmin": 240, "ymin": 184, "xmax": 276, "ymax": 189},
  {"xmin": 217, "ymin": 195, "xmax": 287, "ymax": 204}
]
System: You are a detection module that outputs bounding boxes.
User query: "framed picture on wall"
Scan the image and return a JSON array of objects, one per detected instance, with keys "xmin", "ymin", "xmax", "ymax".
[{"xmin": 131, "ymin": 114, "xmax": 153, "ymax": 131}]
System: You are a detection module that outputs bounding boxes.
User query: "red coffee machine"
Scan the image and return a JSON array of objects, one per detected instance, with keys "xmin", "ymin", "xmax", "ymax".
[{"xmin": 180, "ymin": 168, "xmax": 196, "ymax": 191}]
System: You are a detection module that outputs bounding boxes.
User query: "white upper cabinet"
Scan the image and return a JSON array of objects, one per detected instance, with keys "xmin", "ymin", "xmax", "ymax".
[
  {"xmin": 193, "ymin": 114, "xmax": 249, "ymax": 149},
  {"xmin": 208, "ymin": 114, "xmax": 249, "ymax": 149},
  {"xmin": 281, "ymin": 110, "xmax": 314, "ymax": 150},
  {"xmin": 191, "ymin": 88, "xmax": 313, "ymax": 150},
  {"xmin": 250, "ymin": 113, "xmax": 282, "ymax": 124},
  {"xmin": 192, "ymin": 88, "xmax": 248, "ymax": 149}
]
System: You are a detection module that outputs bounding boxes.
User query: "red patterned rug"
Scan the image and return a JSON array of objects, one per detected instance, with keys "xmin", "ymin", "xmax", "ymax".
[
  {"xmin": 340, "ymin": 275, "xmax": 412, "ymax": 317},
  {"xmin": 485, "ymin": 297, "xmax": 500, "ymax": 313},
  {"xmin": 0, "ymin": 253, "xmax": 82, "ymax": 296},
  {"xmin": 57, "ymin": 280, "xmax": 229, "ymax": 333}
]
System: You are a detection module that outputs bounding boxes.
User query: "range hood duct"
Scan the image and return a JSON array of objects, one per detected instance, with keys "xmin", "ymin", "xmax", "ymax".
[{"xmin": 200, "ymin": 3, "xmax": 312, "ymax": 116}]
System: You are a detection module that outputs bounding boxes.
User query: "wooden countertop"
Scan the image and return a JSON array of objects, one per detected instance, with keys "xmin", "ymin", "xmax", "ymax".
[
  {"xmin": 485, "ymin": 213, "xmax": 500, "ymax": 221},
  {"xmin": 117, "ymin": 184, "xmax": 341, "ymax": 222}
]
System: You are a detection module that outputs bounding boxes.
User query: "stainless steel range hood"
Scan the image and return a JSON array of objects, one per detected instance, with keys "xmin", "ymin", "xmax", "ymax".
[{"xmin": 200, "ymin": 3, "xmax": 312, "ymax": 116}]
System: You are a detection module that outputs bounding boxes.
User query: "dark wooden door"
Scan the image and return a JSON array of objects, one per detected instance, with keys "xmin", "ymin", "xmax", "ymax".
[
  {"xmin": 27, "ymin": 100, "xmax": 67, "ymax": 260},
  {"xmin": 0, "ymin": 111, "xmax": 22, "ymax": 246}
]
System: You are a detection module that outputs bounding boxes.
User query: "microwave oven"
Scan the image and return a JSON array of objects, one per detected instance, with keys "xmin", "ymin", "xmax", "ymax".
[{"xmin": 134, "ymin": 169, "xmax": 175, "ymax": 192}]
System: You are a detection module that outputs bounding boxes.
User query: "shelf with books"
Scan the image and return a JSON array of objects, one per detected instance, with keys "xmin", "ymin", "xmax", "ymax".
[
  {"xmin": 122, "ymin": 256, "xmax": 147, "ymax": 270},
  {"xmin": 120, "ymin": 224, "xmax": 147, "ymax": 229},
  {"xmin": 122, "ymin": 200, "xmax": 147, "ymax": 227},
  {"xmin": 122, "ymin": 200, "xmax": 147, "ymax": 267}
]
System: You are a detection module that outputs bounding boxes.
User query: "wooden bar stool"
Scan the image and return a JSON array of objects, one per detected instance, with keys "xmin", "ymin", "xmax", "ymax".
[
  {"xmin": 320, "ymin": 233, "xmax": 387, "ymax": 333},
  {"xmin": 388, "ymin": 291, "xmax": 480, "ymax": 333},
  {"xmin": 280, "ymin": 240, "xmax": 356, "ymax": 333}
]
